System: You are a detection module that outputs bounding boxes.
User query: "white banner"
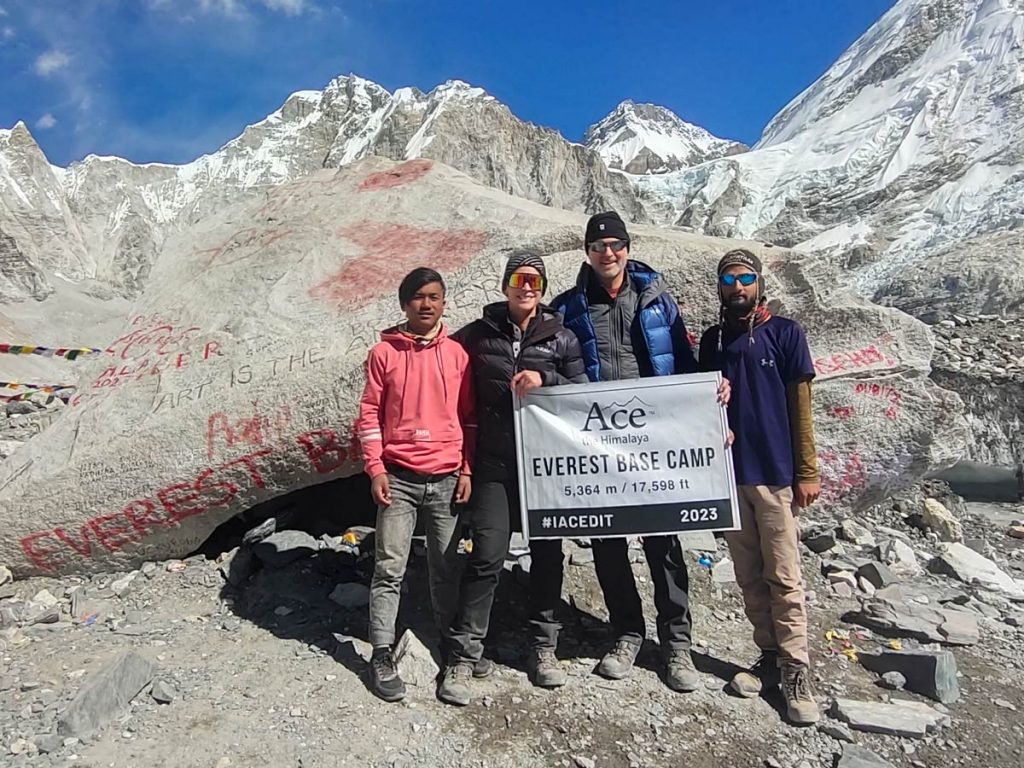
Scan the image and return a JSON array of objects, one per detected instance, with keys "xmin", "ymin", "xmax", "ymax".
[{"xmin": 514, "ymin": 373, "xmax": 739, "ymax": 539}]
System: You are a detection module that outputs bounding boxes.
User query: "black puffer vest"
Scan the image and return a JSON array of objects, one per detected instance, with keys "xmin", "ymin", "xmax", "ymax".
[{"xmin": 455, "ymin": 303, "xmax": 587, "ymax": 479}]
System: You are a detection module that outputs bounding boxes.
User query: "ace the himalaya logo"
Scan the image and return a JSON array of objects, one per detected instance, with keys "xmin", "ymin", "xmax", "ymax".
[{"xmin": 581, "ymin": 396, "xmax": 653, "ymax": 446}]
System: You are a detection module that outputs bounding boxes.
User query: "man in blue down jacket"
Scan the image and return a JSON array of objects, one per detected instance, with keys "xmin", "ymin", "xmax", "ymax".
[{"xmin": 550, "ymin": 210, "xmax": 725, "ymax": 693}]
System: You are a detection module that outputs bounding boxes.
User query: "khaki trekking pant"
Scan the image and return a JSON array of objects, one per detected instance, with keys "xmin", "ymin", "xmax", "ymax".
[{"xmin": 724, "ymin": 485, "xmax": 810, "ymax": 666}]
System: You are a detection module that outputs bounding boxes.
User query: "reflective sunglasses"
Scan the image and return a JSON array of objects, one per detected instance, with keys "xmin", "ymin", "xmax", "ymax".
[
  {"xmin": 719, "ymin": 273, "xmax": 758, "ymax": 287},
  {"xmin": 507, "ymin": 272, "xmax": 546, "ymax": 291},
  {"xmin": 587, "ymin": 239, "xmax": 629, "ymax": 255}
]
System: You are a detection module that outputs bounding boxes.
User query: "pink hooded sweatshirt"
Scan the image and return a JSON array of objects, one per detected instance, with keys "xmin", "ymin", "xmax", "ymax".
[{"xmin": 355, "ymin": 324, "xmax": 476, "ymax": 479}]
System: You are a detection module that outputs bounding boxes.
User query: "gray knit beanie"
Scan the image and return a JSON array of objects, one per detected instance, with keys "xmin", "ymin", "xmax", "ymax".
[{"xmin": 501, "ymin": 250, "xmax": 547, "ymax": 295}]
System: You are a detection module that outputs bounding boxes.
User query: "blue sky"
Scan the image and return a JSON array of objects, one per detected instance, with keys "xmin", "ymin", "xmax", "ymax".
[{"xmin": 0, "ymin": 0, "xmax": 897, "ymax": 167}]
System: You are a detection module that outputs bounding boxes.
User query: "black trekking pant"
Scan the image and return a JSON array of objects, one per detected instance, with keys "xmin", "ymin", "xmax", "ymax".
[
  {"xmin": 591, "ymin": 534, "xmax": 692, "ymax": 651},
  {"xmin": 447, "ymin": 476, "xmax": 564, "ymax": 662}
]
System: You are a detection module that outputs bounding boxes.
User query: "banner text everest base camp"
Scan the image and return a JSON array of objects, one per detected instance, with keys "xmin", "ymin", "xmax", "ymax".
[{"xmin": 514, "ymin": 373, "xmax": 739, "ymax": 539}]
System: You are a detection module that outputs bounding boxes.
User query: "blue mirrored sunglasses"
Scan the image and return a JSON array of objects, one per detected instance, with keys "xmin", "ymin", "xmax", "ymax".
[{"xmin": 719, "ymin": 273, "xmax": 758, "ymax": 287}]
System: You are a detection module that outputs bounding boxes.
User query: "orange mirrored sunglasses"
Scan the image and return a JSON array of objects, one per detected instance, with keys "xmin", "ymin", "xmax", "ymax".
[{"xmin": 507, "ymin": 272, "xmax": 545, "ymax": 291}]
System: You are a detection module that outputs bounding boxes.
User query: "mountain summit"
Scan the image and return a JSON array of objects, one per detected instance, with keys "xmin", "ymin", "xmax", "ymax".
[{"xmin": 584, "ymin": 100, "xmax": 746, "ymax": 174}]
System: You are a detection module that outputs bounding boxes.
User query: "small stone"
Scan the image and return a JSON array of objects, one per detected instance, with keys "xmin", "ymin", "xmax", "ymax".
[
  {"xmin": 765, "ymin": 759, "xmax": 782, "ymax": 768},
  {"xmin": 712, "ymin": 558, "xmax": 736, "ymax": 583},
  {"xmin": 110, "ymin": 571, "xmax": 139, "ymax": 597},
  {"xmin": 858, "ymin": 577, "xmax": 876, "ymax": 597},
  {"xmin": 831, "ymin": 698, "xmax": 950, "ymax": 738},
  {"xmin": 880, "ymin": 671, "xmax": 906, "ymax": 690},
  {"xmin": 570, "ymin": 549, "xmax": 595, "ymax": 566},
  {"xmin": 573, "ymin": 756, "xmax": 596, "ymax": 768},
  {"xmin": 834, "ymin": 582, "xmax": 855, "ymax": 598},
  {"xmin": 242, "ymin": 517, "xmax": 276, "ymax": 546},
  {"xmin": 252, "ymin": 530, "xmax": 318, "ymax": 568},
  {"xmin": 273, "ymin": 606, "xmax": 293, "ymax": 616},
  {"xmin": 877, "ymin": 539, "xmax": 921, "ymax": 575},
  {"xmin": 221, "ymin": 617, "xmax": 242, "ymax": 632},
  {"xmin": 289, "ymin": 707, "xmax": 304, "ymax": 717},
  {"xmin": 993, "ymin": 698, "xmax": 1016, "ymax": 711},
  {"xmin": 33, "ymin": 733, "xmax": 63, "ymax": 754},
  {"xmin": 150, "ymin": 680, "xmax": 176, "ymax": 704},
  {"xmin": 0, "ymin": 565, "xmax": 11, "ymax": 586},
  {"xmin": 839, "ymin": 520, "xmax": 876, "ymax": 547},
  {"xmin": 329, "ymin": 583, "xmax": 370, "ymax": 610},
  {"xmin": 921, "ymin": 499, "xmax": 964, "ymax": 543},
  {"xmin": 803, "ymin": 531, "xmax": 837, "ymax": 554},
  {"xmin": 9, "ymin": 738, "xmax": 33, "ymax": 755},
  {"xmin": 393, "ymin": 630, "xmax": 440, "ymax": 687},
  {"xmin": 218, "ymin": 547, "xmax": 258, "ymax": 587},
  {"xmin": 58, "ymin": 652, "xmax": 156, "ymax": 738},
  {"xmin": 678, "ymin": 531, "xmax": 717, "ymax": 552},
  {"xmin": 836, "ymin": 744, "xmax": 896, "ymax": 768},
  {"xmin": 32, "ymin": 589, "xmax": 58, "ymax": 608},
  {"xmin": 857, "ymin": 562, "xmax": 898, "ymax": 590},
  {"xmin": 817, "ymin": 721, "xmax": 855, "ymax": 742},
  {"xmin": 21, "ymin": 680, "xmax": 42, "ymax": 691}
]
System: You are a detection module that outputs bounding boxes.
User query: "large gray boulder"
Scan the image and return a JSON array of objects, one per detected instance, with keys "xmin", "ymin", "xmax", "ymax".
[{"xmin": 0, "ymin": 157, "xmax": 967, "ymax": 576}]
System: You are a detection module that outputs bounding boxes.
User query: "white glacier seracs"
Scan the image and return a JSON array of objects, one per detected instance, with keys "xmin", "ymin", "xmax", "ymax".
[{"xmin": 628, "ymin": 0, "xmax": 1024, "ymax": 316}]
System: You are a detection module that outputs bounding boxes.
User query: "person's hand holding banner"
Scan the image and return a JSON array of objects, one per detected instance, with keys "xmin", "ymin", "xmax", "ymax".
[{"xmin": 511, "ymin": 370, "xmax": 543, "ymax": 397}]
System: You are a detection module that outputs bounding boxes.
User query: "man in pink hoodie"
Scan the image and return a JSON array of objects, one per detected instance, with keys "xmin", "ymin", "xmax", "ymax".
[{"xmin": 355, "ymin": 267, "xmax": 476, "ymax": 702}]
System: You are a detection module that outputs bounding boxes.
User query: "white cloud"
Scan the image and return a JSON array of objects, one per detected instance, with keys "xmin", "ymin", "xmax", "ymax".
[
  {"xmin": 35, "ymin": 50, "xmax": 70, "ymax": 76},
  {"xmin": 0, "ymin": 6, "xmax": 7, "ymax": 16},
  {"xmin": 149, "ymin": 0, "xmax": 310, "ymax": 17},
  {"xmin": 36, "ymin": 113, "xmax": 57, "ymax": 130},
  {"xmin": 260, "ymin": 0, "xmax": 308, "ymax": 14},
  {"xmin": 2, "ymin": 25, "xmax": 13, "ymax": 40}
]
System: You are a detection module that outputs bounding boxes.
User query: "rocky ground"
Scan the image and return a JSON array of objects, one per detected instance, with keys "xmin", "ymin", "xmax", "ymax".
[
  {"xmin": 925, "ymin": 312, "xmax": 1024, "ymax": 471},
  {"xmin": 0, "ymin": 394, "xmax": 65, "ymax": 461},
  {"xmin": 2, "ymin": 482, "xmax": 1023, "ymax": 768}
]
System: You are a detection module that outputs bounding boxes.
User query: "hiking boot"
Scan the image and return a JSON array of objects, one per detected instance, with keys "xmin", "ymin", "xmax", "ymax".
[
  {"xmin": 473, "ymin": 657, "xmax": 496, "ymax": 679},
  {"xmin": 596, "ymin": 638, "xmax": 641, "ymax": 680},
  {"xmin": 730, "ymin": 651, "xmax": 780, "ymax": 698},
  {"xmin": 437, "ymin": 661, "xmax": 473, "ymax": 706},
  {"xmin": 664, "ymin": 648, "xmax": 699, "ymax": 693},
  {"xmin": 528, "ymin": 648, "xmax": 567, "ymax": 688},
  {"xmin": 367, "ymin": 647, "xmax": 406, "ymax": 702},
  {"xmin": 781, "ymin": 661, "xmax": 820, "ymax": 725}
]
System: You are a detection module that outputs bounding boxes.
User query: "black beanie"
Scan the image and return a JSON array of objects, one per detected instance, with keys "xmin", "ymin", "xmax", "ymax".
[
  {"xmin": 584, "ymin": 211, "xmax": 630, "ymax": 247},
  {"xmin": 502, "ymin": 250, "xmax": 547, "ymax": 294},
  {"xmin": 717, "ymin": 248, "xmax": 766, "ymax": 299}
]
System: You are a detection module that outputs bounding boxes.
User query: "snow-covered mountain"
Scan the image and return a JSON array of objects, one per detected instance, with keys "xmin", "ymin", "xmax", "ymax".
[
  {"xmin": 2, "ymin": 0, "xmax": 1023, "ymax": 328},
  {"xmin": 0, "ymin": 76, "xmax": 644, "ymax": 311},
  {"xmin": 584, "ymin": 100, "xmax": 746, "ymax": 174},
  {"xmin": 636, "ymin": 0, "xmax": 1024, "ymax": 318}
]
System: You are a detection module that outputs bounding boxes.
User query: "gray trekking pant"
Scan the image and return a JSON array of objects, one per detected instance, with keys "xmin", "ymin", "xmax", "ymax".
[{"xmin": 368, "ymin": 470, "xmax": 462, "ymax": 648}]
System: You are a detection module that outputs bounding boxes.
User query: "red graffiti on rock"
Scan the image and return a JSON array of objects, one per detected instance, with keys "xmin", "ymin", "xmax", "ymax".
[
  {"xmin": 310, "ymin": 221, "xmax": 487, "ymax": 309},
  {"xmin": 828, "ymin": 405, "xmax": 855, "ymax": 420},
  {"xmin": 206, "ymin": 404, "xmax": 293, "ymax": 460},
  {"xmin": 818, "ymin": 450, "xmax": 867, "ymax": 505},
  {"xmin": 93, "ymin": 316, "xmax": 222, "ymax": 390},
  {"xmin": 19, "ymin": 427, "xmax": 358, "ymax": 573},
  {"xmin": 854, "ymin": 381, "xmax": 903, "ymax": 420},
  {"xmin": 359, "ymin": 159, "xmax": 433, "ymax": 191},
  {"xmin": 194, "ymin": 227, "xmax": 295, "ymax": 268},
  {"xmin": 814, "ymin": 344, "xmax": 897, "ymax": 376}
]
